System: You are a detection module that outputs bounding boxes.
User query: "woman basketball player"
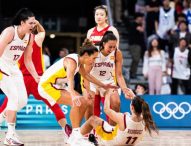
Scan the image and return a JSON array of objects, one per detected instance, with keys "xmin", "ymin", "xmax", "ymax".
[
  {"xmin": 84, "ymin": 5, "xmax": 122, "ymax": 121},
  {"xmin": 0, "ymin": 8, "xmax": 39, "ymax": 145},
  {"xmin": 38, "ymin": 39, "xmax": 118, "ymax": 146},
  {"xmin": 80, "ymin": 89, "xmax": 158, "ymax": 146},
  {"xmin": 84, "ymin": 31, "xmax": 134, "ymax": 125}
]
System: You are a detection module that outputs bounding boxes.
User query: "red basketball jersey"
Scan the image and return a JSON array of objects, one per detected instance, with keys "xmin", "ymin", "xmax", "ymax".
[
  {"xmin": 19, "ymin": 40, "xmax": 44, "ymax": 76},
  {"xmin": 90, "ymin": 25, "xmax": 110, "ymax": 45}
]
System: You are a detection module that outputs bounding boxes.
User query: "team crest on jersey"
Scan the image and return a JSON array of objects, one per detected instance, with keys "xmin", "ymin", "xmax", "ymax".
[
  {"xmin": 24, "ymin": 40, "xmax": 28, "ymax": 44},
  {"xmin": 110, "ymin": 56, "xmax": 115, "ymax": 60}
]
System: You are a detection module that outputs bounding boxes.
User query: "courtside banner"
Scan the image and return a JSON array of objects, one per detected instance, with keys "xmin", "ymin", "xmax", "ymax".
[
  {"xmin": 0, "ymin": 94, "xmax": 191, "ymax": 129},
  {"xmin": 120, "ymin": 95, "xmax": 191, "ymax": 129},
  {"xmin": 143, "ymin": 95, "xmax": 191, "ymax": 128}
]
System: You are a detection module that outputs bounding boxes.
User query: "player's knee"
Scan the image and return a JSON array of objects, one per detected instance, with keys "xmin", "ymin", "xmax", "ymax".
[
  {"xmin": 87, "ymin": 99, "xmax": 94, "ymax": 108},
  {"xmin": 18, "ymin": 95, "xmax": 28, "ymax": 110},
  {"xmin": 89, "ymin": 115, "xmax": 97, "ymax": 122},
  {"xmin": 79, "ymin": 97, "xmax": 87, "ymax": 107}
]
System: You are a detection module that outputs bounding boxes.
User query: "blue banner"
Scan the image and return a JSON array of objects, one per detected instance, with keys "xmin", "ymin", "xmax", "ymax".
[
  {"xmin": 120, "ymin": 95, "xmax": 191, "ymax": 129},
  {"xmin": 143, "ymin": 95, "xmax": 191, "ymax": 128},
  {"xmin": 0, "ymin": 94, "xmax": 191, "ymax": 129}
]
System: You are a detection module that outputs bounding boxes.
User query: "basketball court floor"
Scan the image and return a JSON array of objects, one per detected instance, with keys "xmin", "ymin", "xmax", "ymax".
[{"xmin": 0, "ymin": 130, "xmax": 191, "ymax": 146}]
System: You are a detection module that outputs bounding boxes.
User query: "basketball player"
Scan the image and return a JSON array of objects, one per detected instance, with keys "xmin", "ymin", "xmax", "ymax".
[
  {"xmin": 38, "ymin": 39, "xmax": 118, "ymax": 146},
  {"xmin": 0, "ymin": 20, "xmax": 71, "ymax": 143},
  {"xmin": 87, "ymin": 5, "xmax": 119, "ymax": 47},
  {"xmin": 0, "ymin": 8, "xmax": 39, "ymax": 145},
  {"xmin": 85, "ymin": 5, "xmax": 121, "ymax": 120},
  {"xmin": 84, "ymin": 31, "xmax": 135, "ymax": 125},
  {"xmin": 80, "ymin": 89, "xmax": 158, "ymax": 146}
]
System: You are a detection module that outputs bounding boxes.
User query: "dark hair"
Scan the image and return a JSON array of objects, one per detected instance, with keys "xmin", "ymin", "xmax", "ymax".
[
  {"xmin": 12, "ymin": 8, "xmax": 35, "ymax": 25},
  {"xmin": 94, "ymin": 5, "xmax": 108, "ymax": 17},
  {"xmin": 178, "ymin": 20, "xmax": 188, "ymax": 29},
  {"xmin": 134, "ymin": 12, "xmax": 144, "ymax": 19},
  {"xmin": 177, "ymin": 13, "xmax": 186, "ymax": 20},
  {"xmin": 135, "ymin": 83, "xmax": 147, "ymax": 92},
  {"xmin": 131, "ymin": 96, "xmax": 158, "ymax": 135},
  {"xmin": 148, "ymin": 38, "xmax": 161, "ymax": 57},
  {"xmin": 99, "ymin": 31, "xmax": 117, "ymax": 50},
  {"xmin": 32, "ymin": 26, "xmax": 38, "ymax": 34},
  {"xmin": 179, "ymin": 37, "xmax": 188, "ymax": 46},
  {"xmin": 80, "ymin": 39, "xmax": 98, "ymax": 56}
]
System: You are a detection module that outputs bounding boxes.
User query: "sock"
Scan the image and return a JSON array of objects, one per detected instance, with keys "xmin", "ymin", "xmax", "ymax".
[
  {"xmin": 94, "ymin": 95, "xmax": 101, "ymax": 116},
  {"xmin": 7, "ymin": 123, "xmax": 16, "ymax": 134}
]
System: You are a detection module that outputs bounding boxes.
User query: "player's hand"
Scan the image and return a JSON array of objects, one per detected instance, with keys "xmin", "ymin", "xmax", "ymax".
[
  {"xmin": 105, "ymin": 89, "xmax": 117, "ymax": 98},
  {"xmin": 34, "ymin": 19, "xmax": 40, "ymax": 26},
  {"xmin": 72, "ymin": 96, "xmax": 82, "ymax": 107},
  {"xmin": 34, "ymin": 76, "xmax": 40, "ymax": 83},
  {"xmin": 103, "ymin": 83, "xmax": 119, "ymax": 90},
  {"xmin": 83, "ymin": 89, "xmax": 95, "ymax": 100},
  {"xmin": 122, "ymin": 88, "xmax": 135, "ymax": 99}
]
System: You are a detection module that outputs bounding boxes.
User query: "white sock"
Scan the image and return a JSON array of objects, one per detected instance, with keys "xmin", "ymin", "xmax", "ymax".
[{"xmin": 7, "ymin": 123, "xmax": 16, "ymax": 134}]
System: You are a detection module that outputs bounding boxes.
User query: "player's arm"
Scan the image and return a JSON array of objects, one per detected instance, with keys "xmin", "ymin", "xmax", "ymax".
[
  {"xmin": 86, "ymin": 28, "xmax": 94, "ymax": 39},
  {"xmin": 24, "ymin": 34, "xmax": 40, "ymax": 82},
  {"xmin": 79, "ymin": 65, "xmax": 118, "ymax": 90},
  {"xmin": 115, "ymin": 50, "xmax": 135, "ymax": 99},
  {"xmin": 64, "ymin": 57, "xmax": 78, "ymax": 97},
  {"xmin": 104, "ymin": 89, "xmax": 125, "ymax": 128},
  {"xmin": 0, "ymin": 27, "xmax": 14, "ymax": 57},
  {"xmin": 83, "ymin": 64, "xmax": 93, "ymax": 91},
  {"xmin": 34, "ymin": 20, "xmax": 45, "ymax": 47}
]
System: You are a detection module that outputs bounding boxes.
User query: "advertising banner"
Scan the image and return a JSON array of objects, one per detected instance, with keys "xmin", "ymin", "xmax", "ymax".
[{"xmin": 0, "ymin": 94, "xmax": 191, "ymax": 129}]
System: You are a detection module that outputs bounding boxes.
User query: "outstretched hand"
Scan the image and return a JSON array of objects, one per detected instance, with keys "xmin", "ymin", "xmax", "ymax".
[
  {"xmin": 103, "ymin": 83, "xmax": 119, "ymax": 90},
  {"xmin": 72, "ymin": 96, "xmax": 82, "ymax": 107},
  {"xmin": 83, "ymin": 89, "xmax": 94, "ymax": 100},
  {"xmin": 34, "ymin": 76, "xmax": 41, "ymax": 83},
  {"xmin": 122, "ymin": 88, "xmax": 135, "ymax": 99}
]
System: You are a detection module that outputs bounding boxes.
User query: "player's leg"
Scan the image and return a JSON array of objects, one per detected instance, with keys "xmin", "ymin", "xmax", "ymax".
[
  {"xmin": 0, "ymin": 71, "xmax": 27, "ymax": 145},
  {"xmin": 80, "ymin": 115, "xmax": 103, "ymax": 135}
]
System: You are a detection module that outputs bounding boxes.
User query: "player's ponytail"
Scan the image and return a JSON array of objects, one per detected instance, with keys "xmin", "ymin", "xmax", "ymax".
[
  {"xmin": 141, "ymin": 98, "xmax": 158, "ymax": 135},
  {"xmin": 132, "ymin": 96, "xmax": 158, "ymax": 135},
  {"xmin": 80, "ymin": 39, "xmax": 98, "ymax": 56}
]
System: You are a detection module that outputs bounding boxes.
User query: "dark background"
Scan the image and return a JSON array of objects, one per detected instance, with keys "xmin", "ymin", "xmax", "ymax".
[{"xmin": 0, "ymin": 0, "xmax": 102, "ymax": 61}]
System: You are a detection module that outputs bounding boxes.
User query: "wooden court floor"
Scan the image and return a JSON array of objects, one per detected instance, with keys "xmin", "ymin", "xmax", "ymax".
[{"xmin": 0, "ymin": 130, "xmax": 191, "ymax": 146}]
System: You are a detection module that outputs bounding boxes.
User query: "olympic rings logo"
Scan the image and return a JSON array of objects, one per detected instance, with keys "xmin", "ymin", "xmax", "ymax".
[{"xmin": 153, "ymin": 102, "xmax": 191, "ymax": 120}]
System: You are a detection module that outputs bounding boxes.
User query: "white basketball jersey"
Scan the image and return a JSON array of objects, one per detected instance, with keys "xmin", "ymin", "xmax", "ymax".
[
  {"xmin": 0, "ymin": 26, "xmax": 30, "ymax": 65},
  {"xmin": 172, "ymin": 47, "xmax": 190, "ymax": 80},
  {"xmin": 90, "ymin": 50, "xmax": 116, "ymax": 83},
  {"xmin": 39, "ymin": 53, "xmax": 80, "ymax": 86},
  {"xmin": 114, "ymin": 114, "xmax": 145, "ymax": 145},
  {"xmin": 157, "ymin": 7, "xmax": 175, "ymax": 39}
]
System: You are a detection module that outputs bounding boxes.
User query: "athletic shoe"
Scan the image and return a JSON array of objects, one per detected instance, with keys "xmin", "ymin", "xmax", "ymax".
[
  {"xmin": 88, "ymin": 133, "xmax": 98, "ymax": 146},
  {"xmin": 63, "ymin": 124, "xmax": 72, "ymax": 144},
  {"xmin": 68, "ymin": 128, "xmax": 94, "ymax": 146},
  {"xmin": 4, "ymin": 132, "xmax": 24, "ymax": 146}
]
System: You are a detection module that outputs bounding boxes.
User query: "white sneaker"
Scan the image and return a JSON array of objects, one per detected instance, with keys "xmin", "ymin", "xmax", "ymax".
[
  {"xmin": 0, "ymin": 111, "xmax": 6, "ymax": 124},
  {"xmin": 68, "ymin": 129, "xmax": 94, "ymax": 146},
  {"xmin": 63, "ymin": 124, "xmax": 72, "ymax": 144},
  {"xmin": 4, "ymin": 132, "xmax": 24, "ymax": 146},
  {"xmin": 67, "ymin": 128, "xmax": 79, "ymax": 145}
]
